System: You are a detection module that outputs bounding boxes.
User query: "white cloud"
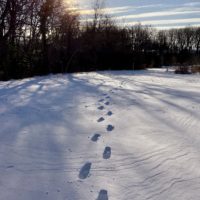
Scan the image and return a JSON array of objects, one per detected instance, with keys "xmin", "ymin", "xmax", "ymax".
[
  {"xmin": 123, "ymin": 18, "xmax": 200, "ymax": 26},
  {"xmin": 76, "ymin": 0, "xmax": 200, "ymax": 29},
  {"xmin": 157, "ymin": 24, "xmax": 200, "ymax": 30},
  {"xmin": 76, "ymin": 6, "xmax": 132, "ymax": 15},
  {"xmin": 74, "ymin": 3, "xmax": 166, "ymax": 16},
  {"xmin": 115, "ymin": 10, "xmax": 200, "ymax": 20}
]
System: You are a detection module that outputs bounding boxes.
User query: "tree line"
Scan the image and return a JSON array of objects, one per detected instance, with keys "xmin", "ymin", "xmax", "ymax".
[{"xmin": 0, "ymin": 0, "xmax": 200, "ymax": 80}]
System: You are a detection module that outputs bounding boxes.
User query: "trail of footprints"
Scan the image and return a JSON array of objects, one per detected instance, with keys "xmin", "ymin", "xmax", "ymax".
[{"xmin": 79, "ymin": 92, "xmax": 114, "ymax": 199}]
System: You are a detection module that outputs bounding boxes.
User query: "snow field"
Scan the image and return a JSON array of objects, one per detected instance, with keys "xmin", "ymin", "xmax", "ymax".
[{"xmin": 0, "ymin": 69, "xmax": 200, "ymax": 199}]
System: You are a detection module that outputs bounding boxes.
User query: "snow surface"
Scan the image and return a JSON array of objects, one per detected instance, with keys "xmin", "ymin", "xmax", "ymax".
[{"xmin": 0, "ymin": 69, "xmax": 200, "ymax": 200}]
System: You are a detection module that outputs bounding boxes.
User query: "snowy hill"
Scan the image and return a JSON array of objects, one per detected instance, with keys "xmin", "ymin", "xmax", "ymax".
[{"xmin": 0, "ymin": 69, "xmax": 200, "ymax": 200}]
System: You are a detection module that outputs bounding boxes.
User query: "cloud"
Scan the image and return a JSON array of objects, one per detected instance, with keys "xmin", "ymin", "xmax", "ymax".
[
  {"xmin": 155, "ymin": 24, "xmax": 200, "ymax": 30},
  {"xmin": 77, "ymin": 6, "xmax": 132, "ymax": 15},
  {"xmin": 74, "ymin": 3, "xmax": 166, "ymax": 16},
  {"xmin": 123, "ymin": 18, "xmax": 200, "ymax": 26},
  {"xmin": 115, "ymin": 10, "xmax": 200, "ymax": 20},
  {"xmin": 76, "ymin": 0, "xmax": 200, "ymax": 29}
]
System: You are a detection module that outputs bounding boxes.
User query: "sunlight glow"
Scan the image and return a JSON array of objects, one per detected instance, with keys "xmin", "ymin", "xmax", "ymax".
[{"xmin": 63, "ymin": 0, "xmax": 76, "ymax": 7}]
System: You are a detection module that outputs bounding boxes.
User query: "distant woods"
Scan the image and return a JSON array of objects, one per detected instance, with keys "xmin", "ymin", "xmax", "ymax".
[{"xmin": 0, "ymin": 0, "xmax": 200, "ymax": 80}]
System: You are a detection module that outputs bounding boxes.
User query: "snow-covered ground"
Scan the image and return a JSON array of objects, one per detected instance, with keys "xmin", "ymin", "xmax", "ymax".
[{"xmin": 0, "ymin": 69, "xmax": 200, "ymax": 200}]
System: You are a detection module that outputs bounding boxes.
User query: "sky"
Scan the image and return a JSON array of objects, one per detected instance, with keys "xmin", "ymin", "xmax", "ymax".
[{"xmin": 70, "ymin": 0, "xmax": 200, "ymax": 29}]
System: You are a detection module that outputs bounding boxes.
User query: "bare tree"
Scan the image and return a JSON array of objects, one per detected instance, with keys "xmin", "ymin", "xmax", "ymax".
[{"xmin": 194, "ymin": 27, "xmax": 200, "ymax": 54}]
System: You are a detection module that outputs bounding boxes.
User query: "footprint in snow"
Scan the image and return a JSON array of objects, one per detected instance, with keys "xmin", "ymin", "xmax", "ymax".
[
  {"xmin": 97, "ymin": 190, "xmax": 108, "ymax": 200},
  {"xmin": 107, "ymin": 111, "xmax": 113, "ymax": 116},
  {"xmin": 97, "ymin": 117, "xmax": 105, "ymax": 122},
  {"xmin": 107, "ymin": 125, "xmax": 114, "ymax": 132},
  {"xmin": 105, "ymin": 102, "xmax": 110, "ymax": 106},
  {"xmin": 98, "ymin": 106, "xmax": 104, "ymax": 110},
  {"xmin": 79, "ymin": 162, "xmax": 92, "ymax": 179},
  {"xmin": 6, "ymin": 165, "xmax": 14, "ymax": 169},
  {"xmin": 103, "ymin": 147, "xmax": 111, "ymax": 159},
  {"xmin": 99, "ymin": 99, "xmax": 104, "ymax": 102},
  {"xmin": 91, "ymin": 134, "xmax": 101, "ymax": 142}
]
